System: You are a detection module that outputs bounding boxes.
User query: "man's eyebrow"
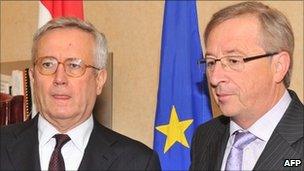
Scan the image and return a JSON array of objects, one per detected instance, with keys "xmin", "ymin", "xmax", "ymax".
[
  {"xmin": 204, "ymin": 51, "xmax": 238, "ymax": 57},
  {"xmin": 204, "ymin": 52, "xmax": 213, "ymax": 57},
  {"xmin": 37, "ymin": 55, "xmax": 56, "ymax": 59},
  {"xmin": 204, "ymin": 49, "xmax": 247, "ymax": 57},
  {"xmin": 225, "ymin": 49, "xmax": 248, "ymax": 56}
]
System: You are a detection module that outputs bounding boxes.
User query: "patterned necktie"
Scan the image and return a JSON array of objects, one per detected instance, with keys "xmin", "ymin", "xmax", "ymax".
[
  {"xmin": 225, "ymin": 131, "xmax": 257, "ymax": 171},
  {"xmin": 48, "ymin": 134, "xmax": 71, "ymax": 171}
]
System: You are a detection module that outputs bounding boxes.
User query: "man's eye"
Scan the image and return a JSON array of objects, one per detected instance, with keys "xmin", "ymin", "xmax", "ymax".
[
  {"xmin": 68, "ymin": 63, "xmax": 81, "ymax": 69},
  {"xmin": 42, "ymin": 62, "xmax": 55, "ymax": 68},
  {"xmin": 228, "ymin": 57, "xmax": 242, "ymax": 65},
  {"xmin": 206, "ymin": 61, "xmax": 216, "ymax": 67}
]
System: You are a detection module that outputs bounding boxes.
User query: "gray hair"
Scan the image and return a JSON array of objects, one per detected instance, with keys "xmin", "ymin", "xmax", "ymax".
[
  {"xmin": 204, "ymin": 1, "xmax": 294, "ymax": 87},
  {"xmin": 32, "ymin": 17, "xmax": 108, "ymax": 69}
]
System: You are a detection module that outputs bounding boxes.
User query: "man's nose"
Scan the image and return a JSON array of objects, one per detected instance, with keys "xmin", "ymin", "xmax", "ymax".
[
  {"xmin": 208, "ymin": 62, "xmax": 228, "ymax": 87},
  {"xmin": 53, "ymin": 64, "xmax": 68, "ymax": 86}
]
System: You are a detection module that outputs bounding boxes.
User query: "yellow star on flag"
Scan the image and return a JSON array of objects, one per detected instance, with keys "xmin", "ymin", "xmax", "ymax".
[{"xmin": 155, "ymin": 105, "xmax": 193, "ymax": 153}]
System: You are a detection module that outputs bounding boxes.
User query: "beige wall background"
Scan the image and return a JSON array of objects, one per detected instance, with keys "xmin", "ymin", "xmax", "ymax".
[{"xmin": 1, "ymin": 1, "xmax": 303, "ymax": 148}]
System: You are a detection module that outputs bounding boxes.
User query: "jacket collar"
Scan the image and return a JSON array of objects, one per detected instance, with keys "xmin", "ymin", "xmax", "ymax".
[
  {"xmin": 7, "ymin": 115, "xmax": 41, "ymax": 170},
  {"xmin": 78, "ymin": 117, "xmax": 122, "ymax": 170},
  {"xmin": 254, "ymin": 89, "xmax": 303, "ymax": 170}
]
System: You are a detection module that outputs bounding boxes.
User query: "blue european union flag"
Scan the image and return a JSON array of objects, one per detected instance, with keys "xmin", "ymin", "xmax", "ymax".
[{"xmin": 153, "ymin": 1, "xmax": 212, "ymax": 170}]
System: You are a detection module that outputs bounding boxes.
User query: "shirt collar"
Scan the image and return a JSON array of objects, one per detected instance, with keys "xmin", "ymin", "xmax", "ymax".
[
  {"xmin": 67, "ymin": 115, "xmax": 93, "ymax": 152},
  {"xmin": 248, "ymin": 90, "xmax": 291, "ymax": 141},
  {"xmin": 229, "ymin": 90, "xmax": 291, "ymax": 141},
  {"xmin": 38, "ymin": 114, "xmax": 94, "ymax": 152},
  {"xmin": 229, "ymin": 121, "xmax": 243, "ymax": 136}
]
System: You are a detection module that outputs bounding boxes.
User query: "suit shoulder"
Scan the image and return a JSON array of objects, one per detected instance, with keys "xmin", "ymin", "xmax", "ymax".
[
  {"xmin": 114, "ymin": 130, "xmax": 153, "ymax": 154},
  {"xmin": 96, "ymin": 124, "xmax": 154, "ymax": 155},
  {"xmin": 92, "ymin": 123, "xmax": 161, "ymax": 170},
  {"xmin": 1, "ymin": 118, "xmax": 37, "ymax": 144},
  {"xmin": 1, "ymin": 120, "xmax": 30, "ymax": 138}
]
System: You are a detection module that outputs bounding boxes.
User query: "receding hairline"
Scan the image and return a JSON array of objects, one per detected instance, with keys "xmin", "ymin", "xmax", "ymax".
[
  {"xmin": 205, "ymin": 12, "xmax": 263, "ymax": 44},
  {"xmin": 33, "ymin": 26, "xmax": 98, "ymax": 64},
  {"xmin": 206, "ymin": 13, "xmax": 265, "ymax": 47},
  {"xmin": 35, "ymin": 27, "xmax": 96, "ymax": 56},
  {"xmin": 36, "ymin": 27, "xmax": 96, "ymax": 43}
]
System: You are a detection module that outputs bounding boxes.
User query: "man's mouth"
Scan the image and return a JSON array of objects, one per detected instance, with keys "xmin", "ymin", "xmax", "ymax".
[
  {"xmin": 52, "ymin": 94, "xmax": 71, "ymax": 100},
  {"xmin": 216, "ymin": 93, "xmax": 233, "ymax": 102}
]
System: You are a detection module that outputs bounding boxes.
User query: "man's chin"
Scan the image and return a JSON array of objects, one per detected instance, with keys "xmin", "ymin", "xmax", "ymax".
[
  {"xmin": 219, "ymin": 105, "xmax": 240, "ymax": 117},
  {"xmin": 222, "ymin": 112, "xmax": 238, "ymax": 118},
  {"xmin": 44, "ymin": 110, "xmax": 76, "ymax": 119}
]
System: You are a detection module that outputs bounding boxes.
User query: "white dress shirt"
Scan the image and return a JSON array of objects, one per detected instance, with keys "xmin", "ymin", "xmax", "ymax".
[
  {"xmin": 38, "ymin": 114, "xmax": 93, "ymax": 171},
  {"xmin": 221, "ymin": 90, "xmax": 291, "ymax": 170}
]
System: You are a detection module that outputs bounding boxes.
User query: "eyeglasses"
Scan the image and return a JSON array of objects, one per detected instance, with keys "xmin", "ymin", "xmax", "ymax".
[
  {"xmin": 198, "ymin": 52, "xmax": 278, "ymax": 72},
  {"xmin": 34, "ymin": 56, "xmax": 101, "ymax": 77}
]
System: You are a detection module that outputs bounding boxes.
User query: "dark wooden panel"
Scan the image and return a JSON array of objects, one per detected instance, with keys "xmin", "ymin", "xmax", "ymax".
[{"xmin": 0, "ymin": 60, "xmax": 32, "ymax": 75}]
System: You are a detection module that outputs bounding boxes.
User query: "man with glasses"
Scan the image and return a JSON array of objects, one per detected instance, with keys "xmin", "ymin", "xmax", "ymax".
[
  {"xmin": 190, "ymin": 2, "xmax": 303, "ymax": 170},
  {"xmin": 1, "ymin": 17, "xmax": 160, "ymax": 171}
]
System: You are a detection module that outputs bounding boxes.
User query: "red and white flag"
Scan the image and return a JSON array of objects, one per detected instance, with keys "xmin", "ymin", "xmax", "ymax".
[{"xmin": 38, "ymin": 0, "xmax": 84, "ymax": 28}]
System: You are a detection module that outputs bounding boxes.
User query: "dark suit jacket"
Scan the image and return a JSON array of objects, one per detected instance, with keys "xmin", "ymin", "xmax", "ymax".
[
  {"xmin": 190, "ymin": 90, "xmax": 303, "ymax": 171},
  {"xmin": 0, "ymin": 116, "xmax": 161, "ymax": 170}
]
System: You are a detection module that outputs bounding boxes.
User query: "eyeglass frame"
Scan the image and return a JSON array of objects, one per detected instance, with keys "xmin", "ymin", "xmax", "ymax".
[
  {"xmin": 33, "ymin": 56, "xmax": 101, "ymax": 78},
  {"xmin": 197, "ymin": 52, "xmax": 279, "ymax": 72}
]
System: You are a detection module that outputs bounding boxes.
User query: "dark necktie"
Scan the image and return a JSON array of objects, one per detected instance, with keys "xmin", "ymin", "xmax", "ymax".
[
  {"xmin": 48, "ymin": 134, "xmax": 71, "ymax": 171},
  {"xmin": 225, "ymin": 131, "xmax": 257, "ymax": 170}
]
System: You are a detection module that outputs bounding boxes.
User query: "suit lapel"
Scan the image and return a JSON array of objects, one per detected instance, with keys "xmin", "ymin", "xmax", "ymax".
[
  {"xmin": 78, "ymin": 118, "xmax": 120, "ymax": 170},
  {"xmin": 254, "ymin": 90, "xmax": 303, "ymax": 170},
  {"xmin": 195, "ymin": 116, "xmax": 229, "ymax": 170},
  {"xmin": 254, "ymin": 131, "xmax": 301, "ymax": 170},
  {"xmin": 214, "ymin": 117, "xmax": 230, "ymax": 170},
  {"xmin": 7, "ymin": 116, "xmax": 41, "ymax": 170}
]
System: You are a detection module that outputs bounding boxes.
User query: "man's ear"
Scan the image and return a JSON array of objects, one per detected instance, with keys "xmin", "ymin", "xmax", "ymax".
[
  {"xmin": 272, "ymin": 51, "xmax": 290, "ymax": 83},
  {"xmin": 96, "ymin": 69, "xmax": 107, "ymax": 95}
]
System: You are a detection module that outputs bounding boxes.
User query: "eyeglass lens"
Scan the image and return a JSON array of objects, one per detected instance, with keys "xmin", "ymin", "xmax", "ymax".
[{"xmin": 35, "ymin": 57, "xmax": 87, "ymax": 77}]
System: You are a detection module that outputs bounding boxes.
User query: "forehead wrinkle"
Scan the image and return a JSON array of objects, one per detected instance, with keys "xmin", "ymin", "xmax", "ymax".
[{"xmin": 207, "ymin": 15, "xmax": 263, "ymax": 57}]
